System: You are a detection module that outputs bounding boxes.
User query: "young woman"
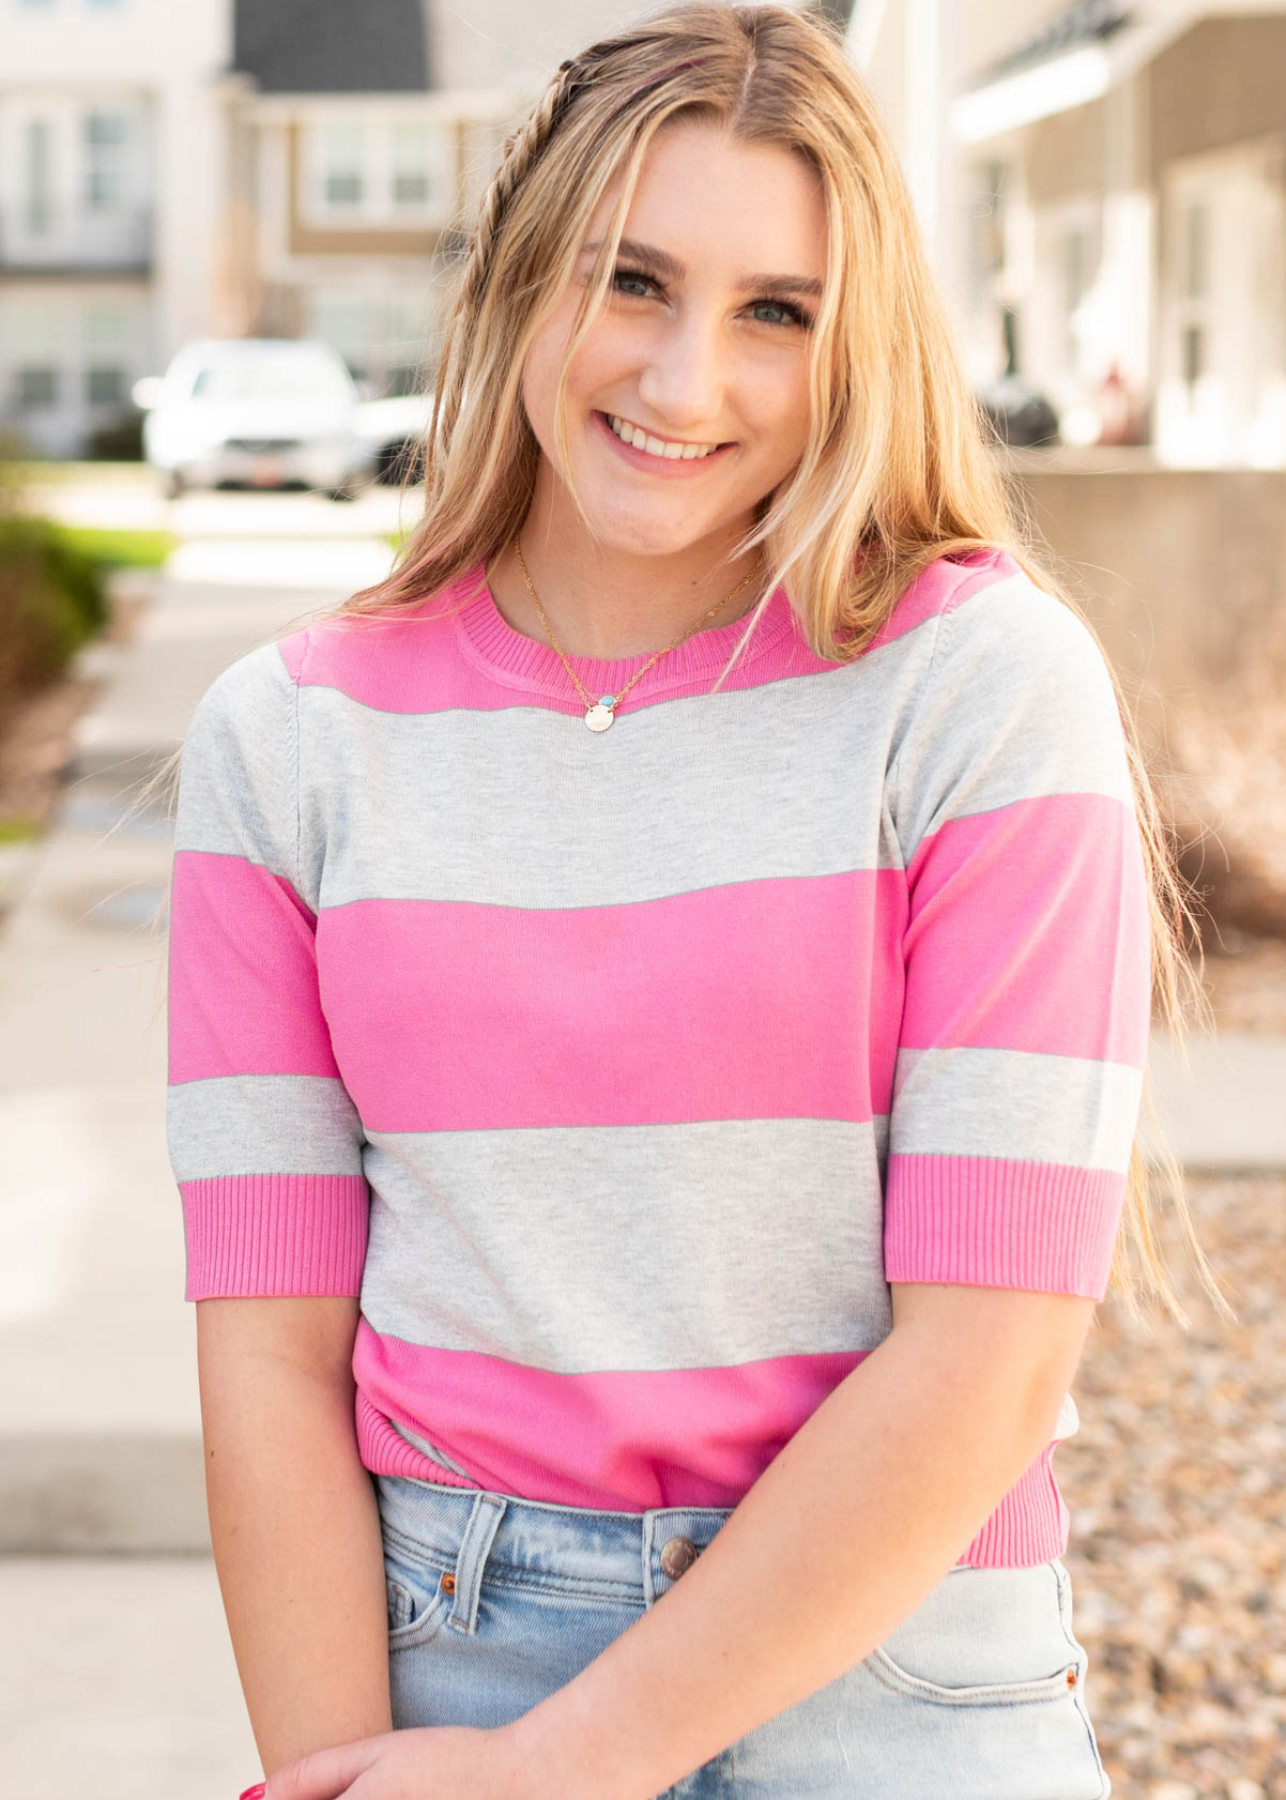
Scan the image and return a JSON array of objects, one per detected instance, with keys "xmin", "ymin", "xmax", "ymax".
[{"xmin": 162, "ymin": 5, "xmax": 1224, "ymax": 1797}]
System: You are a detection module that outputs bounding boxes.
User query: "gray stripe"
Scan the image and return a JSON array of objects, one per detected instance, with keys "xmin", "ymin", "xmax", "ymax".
[
  {"xmin": 297, "ymin": 653, "xmax": 916, "ymax": 910},
  {"xmin": 173, "ymin": 642, "xmax": 298, "ymax": 881},
  {"xmin": 891, "ymin": 576, "xmax": 1136, "ymax": 855},
  {"xmin": 890, "ymin": 1046, "xmax": 1143, "ymax": 1172},
  {"xmin": 166, "ymin": 1074, "xmax": 366, "ymax": 1181},
  {"xmin": 359, "ymin": 1117, "xmax": 894, "ymax": 1370}
]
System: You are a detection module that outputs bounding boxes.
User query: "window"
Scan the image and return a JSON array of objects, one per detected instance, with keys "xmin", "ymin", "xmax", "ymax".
[
  {"xmin": 310, "ymin": 117, "xmax": 449, "ymax": 223},
  {"xmin": 24, "ymin": 119, "xmax": 54, "ymax": 234},
  {"xmin": 1063, "ymin": 225, "xmax": 1090, "ymax": 366},
  {"xmin": 1183, "ymin": 201, "xmax": 1209, "ymax": 301},
  {"xmin": 321, "ymin": 122, "xmax": 365, "ymax": 206},
  {"xmin": 18, "ymin": 368, "xmax": 59, "ymax": 408},
  {"xmin": 84, "ymin": 110, "xmax": 130, "ymax": 210},
  {"xmin": 86, "ymin": 367, "xmax": 125, "ymax": 405},
  {"xmin": 391, "ymin": 123, "xmax": 434, "ymax": 207}
]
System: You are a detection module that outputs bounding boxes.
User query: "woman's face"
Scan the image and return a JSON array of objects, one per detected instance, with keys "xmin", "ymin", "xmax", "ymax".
[{"xmin": 519, "ymin": 115, "xmax": 828, "ymax": 559}]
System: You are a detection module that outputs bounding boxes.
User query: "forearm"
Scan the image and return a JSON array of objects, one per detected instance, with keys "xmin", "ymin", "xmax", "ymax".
[
  {"xmin": 200, "ymin": 1347, "xmax": 393, "ymax": 1777},
  {"xmin": 506, "ymin": 1319, "xmax": 1063, "ymax": 1800}
]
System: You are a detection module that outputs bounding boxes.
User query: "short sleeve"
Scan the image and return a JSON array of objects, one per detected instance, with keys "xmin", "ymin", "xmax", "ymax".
[
  {"xmin": 883, "ymin": 573, "xmax": 1151, "ymax": 1301},
  {"xmin": 165, "ymin": 638, "xmax": 370, "ymax": 1301}
]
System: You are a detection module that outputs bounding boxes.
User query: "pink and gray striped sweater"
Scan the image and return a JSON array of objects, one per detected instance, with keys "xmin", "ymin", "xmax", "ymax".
[{"xmin": 165, "ymin": 545, "xmax": 1151, "ymax": 1568}]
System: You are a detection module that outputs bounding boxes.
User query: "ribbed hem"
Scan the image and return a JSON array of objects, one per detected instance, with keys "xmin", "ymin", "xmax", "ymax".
[
  {"xmin": 884, "ymin": 1155, "xmax": 1125, "ymax": 1301},
  {"xmin": 451, "ymin": 559, "xmax": 798, "ymax": 703},
  {"xmin": 354, "ymin": 1392, "xmax": 1072, "ymax": 1568},
  {"xmin": 357, "ymin": 1391, "xmax": 483, "ymax": 1488},
  {"xmin": 181, "ymin": 1173, "xmax": 369, "ymax": 1299},
  {"xmin": 957, "ymin": 1441, "xmax": 1070, "ymax": 1567}
]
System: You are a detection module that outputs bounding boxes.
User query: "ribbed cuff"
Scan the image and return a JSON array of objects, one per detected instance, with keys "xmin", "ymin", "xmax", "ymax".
[
  {"xmin": 180, "ymin": 1173, "xmax": 370, "ymax": 1299},
  {"xmin": 883, "ymin": 1155, "xmax": 1125, "ymax": 1300}
]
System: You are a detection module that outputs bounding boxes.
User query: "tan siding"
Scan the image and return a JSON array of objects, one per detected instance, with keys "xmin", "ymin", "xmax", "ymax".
[{"xmin": 1151, "ymin": 18, "xmax": 1286, "ymax": 169}]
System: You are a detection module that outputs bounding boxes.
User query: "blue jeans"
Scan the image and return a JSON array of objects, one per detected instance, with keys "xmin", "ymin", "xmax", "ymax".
[{"xmin": 376, "ymin": 1471, "xmax": 1111, "ymax": 1799}]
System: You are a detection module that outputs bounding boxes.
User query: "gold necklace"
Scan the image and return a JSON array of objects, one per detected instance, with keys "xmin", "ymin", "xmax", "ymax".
[{"xmin": 512, "ymin": 540, "xmax": 760, "ymax": 732}]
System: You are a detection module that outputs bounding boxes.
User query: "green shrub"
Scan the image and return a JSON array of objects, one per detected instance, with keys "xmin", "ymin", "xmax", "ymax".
[
  {"xmin": 86, "ymin": 410, "xmax": 145, "ymax": 461},
  {"xmin": 0, "ymin": 514, "xmax": 108, "ymax": 719}
]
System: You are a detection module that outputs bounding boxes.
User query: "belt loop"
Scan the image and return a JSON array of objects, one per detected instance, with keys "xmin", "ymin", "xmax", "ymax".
[{"xmin": 446, "ymin": 1491, "xmax": 507, "ymax": 1635}]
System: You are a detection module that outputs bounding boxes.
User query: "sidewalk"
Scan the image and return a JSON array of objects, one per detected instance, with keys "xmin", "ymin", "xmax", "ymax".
[{"xmin": 1, "ymin": 509, "xmax": 398, "ymax": 1555}]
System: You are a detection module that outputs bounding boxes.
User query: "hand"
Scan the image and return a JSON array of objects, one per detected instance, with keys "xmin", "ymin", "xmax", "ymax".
[{"xmin": 259, "ymin": 1722, "xmax": 542, "ymax": 1800}]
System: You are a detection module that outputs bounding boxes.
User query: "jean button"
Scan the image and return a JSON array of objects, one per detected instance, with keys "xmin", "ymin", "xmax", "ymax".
[{"xmin": 660, "ymin": 1535, "xmax": 699, "ymax": 1578}]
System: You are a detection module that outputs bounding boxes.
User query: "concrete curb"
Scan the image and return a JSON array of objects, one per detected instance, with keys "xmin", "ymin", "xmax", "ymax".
[{"xmin": 0, "ymin": 1433, "xmax": 209, "ymax": 1552}]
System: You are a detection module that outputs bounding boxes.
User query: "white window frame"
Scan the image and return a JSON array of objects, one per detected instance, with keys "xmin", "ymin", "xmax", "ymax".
[{"xmin": 304, "ymin": 113, "xmax": 452, "ymax": 227}]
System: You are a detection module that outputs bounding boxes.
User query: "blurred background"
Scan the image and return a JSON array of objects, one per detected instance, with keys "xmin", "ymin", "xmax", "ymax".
[{"xmin": 0, "ymin": 2, "xmax": 1283, "ymax": 1796}]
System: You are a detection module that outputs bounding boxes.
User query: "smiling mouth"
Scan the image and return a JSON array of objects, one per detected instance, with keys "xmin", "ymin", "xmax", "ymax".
[{"xmin": 598, "ymin": 410, "xmax": 731, "ymax": 460}]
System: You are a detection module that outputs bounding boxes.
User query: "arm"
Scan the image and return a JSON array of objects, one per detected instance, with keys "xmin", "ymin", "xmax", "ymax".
[
  {"xmin": 165, "ymin": 642, "xmax": 378, "ymax": 1775},
  {"xmin": 505, "ymin": 1283, "xmax": 1096, "ymax": 1800},
  {"xmin": 198, "ymin": 1296, "xmax": 393, "ymax": 1778}
]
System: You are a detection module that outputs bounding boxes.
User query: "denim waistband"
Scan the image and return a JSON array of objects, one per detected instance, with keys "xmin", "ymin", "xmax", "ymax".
[{"xmin": 375, "ymin": 1469, "xmax": 976, "ymax": 1623}]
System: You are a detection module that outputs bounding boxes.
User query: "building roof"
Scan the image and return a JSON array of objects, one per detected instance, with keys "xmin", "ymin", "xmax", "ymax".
[
  {"xmin": 972, "ymin": 0, "xmax": 1134, "ymax": 88},
  {"xmin": 233, "ymin": 0, "xmax": 431, "ymax": 94}
]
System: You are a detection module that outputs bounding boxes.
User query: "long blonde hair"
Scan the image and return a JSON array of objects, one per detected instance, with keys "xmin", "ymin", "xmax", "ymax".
[{"xmin": 139, "ymin": 0, "xmax": 1229, "ymax": 1328}]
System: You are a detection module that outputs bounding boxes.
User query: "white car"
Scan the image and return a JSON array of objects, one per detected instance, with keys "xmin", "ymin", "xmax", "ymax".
[
  {"xmin": 353, "ymin": 388, "xmax": 434, "ymax": 485},
  {"xmin": 132, "ymin": 338, "xmax": 377, "ymax": 500}
]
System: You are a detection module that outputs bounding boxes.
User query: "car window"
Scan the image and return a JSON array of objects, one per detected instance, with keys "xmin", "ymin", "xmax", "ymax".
[{"xmin": 189, "ymin": 360, "xmax": 353, "ymax": 402}]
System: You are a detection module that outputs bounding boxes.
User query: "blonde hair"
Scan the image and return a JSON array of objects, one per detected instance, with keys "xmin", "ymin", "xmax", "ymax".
[{"xmin": 136, "ymin": 0, "xmax": 1229, "ymax": 1328}]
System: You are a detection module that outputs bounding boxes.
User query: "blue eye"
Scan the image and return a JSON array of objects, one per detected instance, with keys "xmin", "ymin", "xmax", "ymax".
[{"xmin": 611, "ymin": 267, "xmax": 813, "ymax": 330}]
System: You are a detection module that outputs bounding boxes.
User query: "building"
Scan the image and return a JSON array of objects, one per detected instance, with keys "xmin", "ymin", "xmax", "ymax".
[
  {"xmin": 951, "ymin": 0, "xmax": 1286, "ymax": 464},
  {"xmin": 0, "ymin": 0, "xmax": 232, "ymax": 456},
  {"xmin": 0, "ymin": 0, "xmax": 627, "ymax": 456}
]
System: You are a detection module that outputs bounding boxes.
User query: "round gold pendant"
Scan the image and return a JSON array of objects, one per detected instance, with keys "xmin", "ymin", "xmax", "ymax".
[{"xmin": 585, "ymin": 702, "xmax": 615, "ymax": 732}]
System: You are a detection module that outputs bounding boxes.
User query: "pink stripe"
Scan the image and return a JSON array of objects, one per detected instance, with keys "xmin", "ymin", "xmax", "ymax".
[
  {"xmin": 286, "ymin": 569, "xmax": 828, "ymax": 716},
  {"xmin": 864, "ymin": 546, "xmax": 1020, "ymax": 652},
  {"xmin": 957, "ymin": 1440, "xmax": 1070, "ymax": 1568},
  {"xmin": 884, "ymin": 1154, "xmax": 1125, "ymax": 1299},
  {"xmin": 903, "ymin": 792, "xmax": 1151, "ymax": 1064},
  {"xmin": 277, "ymin": 552, "xmax": 1018, "ymax": 717},
  {"xmin": 353, "ymin": 1324, "xmax": 1072, "ymax": 1566},
  {"xmin": 168, "ymin": 853, "xmax": 342, "ymax": 1083},
  {"xmin": 318, "ymin": 871, "xmax": 906, "ymax": 1131},
  {"xmin": 354, "ymin": 1320, "xmax": 864, "ymax": 1509},
  {"xmin": 181, "ymin": 1173, "xmax": 369, "ymax": 1299}
]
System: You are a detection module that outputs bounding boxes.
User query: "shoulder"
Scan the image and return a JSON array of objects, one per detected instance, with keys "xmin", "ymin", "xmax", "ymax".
[
  {"xmin": 891, "ymin": 548, "xmax": 1119, "ymax": 720},
  {"xmin": 192, "ymin": 636, "xmax": 300, "ymax": 733}
]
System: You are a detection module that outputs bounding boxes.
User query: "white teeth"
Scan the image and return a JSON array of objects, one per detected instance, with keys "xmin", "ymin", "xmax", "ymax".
[{"xmin": 607, "ymin": 413, "xmax": 719, "ymax": 459}]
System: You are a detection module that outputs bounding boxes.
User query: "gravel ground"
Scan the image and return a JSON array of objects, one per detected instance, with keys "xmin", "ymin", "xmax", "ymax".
[{"xmin": 1060, "ymin": 1171, "xmax": 1286, "ymax": 1799}]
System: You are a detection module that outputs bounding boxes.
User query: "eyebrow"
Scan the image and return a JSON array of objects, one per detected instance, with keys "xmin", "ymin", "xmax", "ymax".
[{"xmin": 581, "ymin": 236, "xmax": 825, "ymax": 299}]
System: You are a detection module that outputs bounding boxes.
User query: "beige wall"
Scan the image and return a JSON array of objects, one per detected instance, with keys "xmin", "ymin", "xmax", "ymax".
[
  {"xmin": 1005, "ymin": 460, "xmax": 1286, "ymax": 931},
  {"xmin": 1008, "ymin": 463, "xmax": 1286, "ymax": 692}
]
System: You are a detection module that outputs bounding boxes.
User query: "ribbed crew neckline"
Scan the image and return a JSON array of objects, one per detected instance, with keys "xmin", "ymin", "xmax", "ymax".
[{"xmin": 451, "ymin": 558, "xmax": 798, "ymax": 703}]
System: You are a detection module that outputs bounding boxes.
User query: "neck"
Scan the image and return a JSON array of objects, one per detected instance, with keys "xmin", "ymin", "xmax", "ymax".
[{"xmin": 486, "ymin": 492, "xmax": 766, "ymax": 661}]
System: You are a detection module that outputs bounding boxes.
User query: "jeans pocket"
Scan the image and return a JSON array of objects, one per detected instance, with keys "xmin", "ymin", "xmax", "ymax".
[
  {"xmin": 863, "ymin": 1561, "xmax": 1082, "ymax": 1708},
  {"xmin": 384, "ymin": 1548, "xmax": 455, "ymax": 1650}
]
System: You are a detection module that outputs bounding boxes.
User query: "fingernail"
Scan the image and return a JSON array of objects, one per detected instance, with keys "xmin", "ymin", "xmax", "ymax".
[{"xmin": 240, "ymin": 1785, "xmax": 266, "ymax": 1800}]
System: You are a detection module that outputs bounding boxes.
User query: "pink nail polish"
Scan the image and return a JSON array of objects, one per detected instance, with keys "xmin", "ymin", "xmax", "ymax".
[{"xmin": 240, "ymin": 1785, "xmax": 267, "ymax": 1800}]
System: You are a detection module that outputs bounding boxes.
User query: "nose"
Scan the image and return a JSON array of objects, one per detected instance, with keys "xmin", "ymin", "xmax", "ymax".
[{"xmin": 633, "ymin": 307, "xmax": 729, "ymax": 439}]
